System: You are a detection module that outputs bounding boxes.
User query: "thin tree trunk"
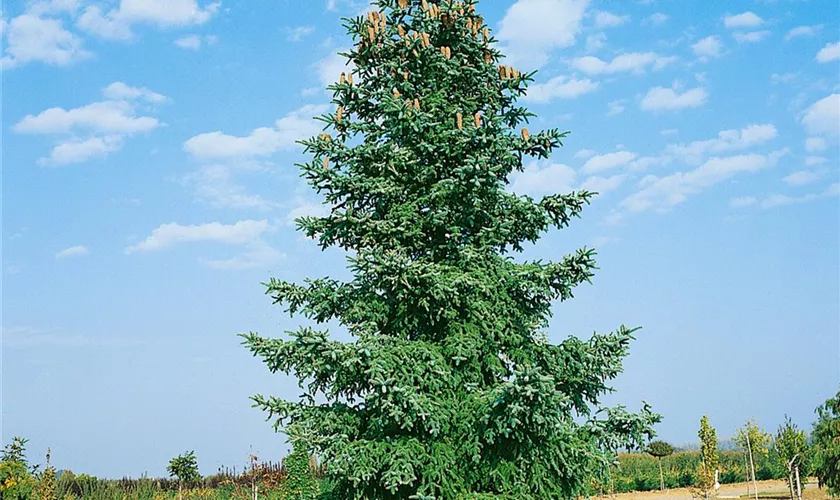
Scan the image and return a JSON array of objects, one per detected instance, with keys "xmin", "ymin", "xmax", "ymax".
[
  {"xmin": 794, "ymin": 465, "xmax": 802, "ymax": 500},
  {"xmin": 788, "ymin": 472, "xmax": 795, "ymax": 500},
  {"xmin": 178, "ymin": 482, "xmax": 183, "ymax": 500},
  {"xmin": 744, "ymin": 451, "xmax": 751, "ymax": 496},
  {"xmin": 658, "ymin": 457, "xmax": 664, "ymax": 491},
  {"xmin": 747, "ymin": 433, "xmax": 759, "ymax": 500}
]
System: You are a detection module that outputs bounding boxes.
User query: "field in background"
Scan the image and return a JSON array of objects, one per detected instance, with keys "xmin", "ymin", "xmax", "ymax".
[{"xmin": 609, "ymin": 479, "xmax": 829, "ymax": 500}]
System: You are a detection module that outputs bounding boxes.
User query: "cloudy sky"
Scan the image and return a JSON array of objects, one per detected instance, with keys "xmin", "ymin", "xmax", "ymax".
[{"xmin": 2, "ymin": 0, "xmax": 838, "ymax": 479}]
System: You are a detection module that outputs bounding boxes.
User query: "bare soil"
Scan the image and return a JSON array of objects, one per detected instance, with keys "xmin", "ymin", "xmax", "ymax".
[{"xmin": 600, "ymin": 479, "xmax": 831, "ymax": 500}]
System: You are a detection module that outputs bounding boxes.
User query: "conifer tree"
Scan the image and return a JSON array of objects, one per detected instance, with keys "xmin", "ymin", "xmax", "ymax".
[{"xmin": 242, "ymin": 1, "xmax": 659, "ymax": 498}]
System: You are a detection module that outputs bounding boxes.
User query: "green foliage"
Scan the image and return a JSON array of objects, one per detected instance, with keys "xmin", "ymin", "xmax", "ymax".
[
  {"xmin": 695, "ymin": 415, "xmax": 719, "ymax": 497},
  {"xmin": 168, "ymin": 451, "xmax": 201, "ymax": 489},
  {"xmin": 773, "ymin": 415, "xmax": 810, "ymax": 495},
  {"xmin": 811, "ymin": 390, "xmax": 840, "ymax": 497},
  {"xmin": 0, "ymin": 437, "xmax": 38, "ymax": 500},
  {"xmin": 241, "ymin": 0, "xmax": 660, "ymax": 498},
  {"xmin": 280, "ymin": 444, "xmax": 319, "ymax": 500},
  {"xmin": 37, "ymin": 449, "xmax": 58, "ymax": 500},
  {"xmin": 593, "ymin": 450, "xmax": 784, "ymax": 494},
  {"xmin": 734, "ymin": 418, "xmax": 771, "ymax": 490},
  {"xmin": 734, "ymin": 419, "xmax": 771, "ymax": 461},
  {"xmin": 647, "ymin": 441, "xmax": 674, "ymax": 458}
]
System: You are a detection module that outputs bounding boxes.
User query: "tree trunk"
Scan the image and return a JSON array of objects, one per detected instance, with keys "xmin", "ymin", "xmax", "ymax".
[
  {"xmin": 658, "ymin": 457, "xmax": 664, "ymax": 491},
  {"xmin": 178, "ymin": 482, "xmax": 183, "ymax": 500},
  {"xmin": 747, "ymin": 433, "xmax": 759, "ymax": 500},
  {"xmin": 744, "ymin": 451, "xmax": 751, "ymax": 496},
  {"xmin": 794, "ymin": 465, "xmax": 802, "ymax": 500},
  {"xmin": 788, "ymin": 473, "xmax": 795, "ymax": 500}
]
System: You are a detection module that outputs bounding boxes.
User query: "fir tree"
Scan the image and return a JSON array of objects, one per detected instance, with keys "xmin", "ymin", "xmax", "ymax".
[{"xmin": 242, "ymin": 1, "xmax": 660, "ymax": 498}]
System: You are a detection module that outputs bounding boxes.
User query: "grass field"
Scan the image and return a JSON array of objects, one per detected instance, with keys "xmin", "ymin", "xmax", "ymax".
[{"xmin": 607, "ymin": 479, "xmax": 830, "ymax": 500}]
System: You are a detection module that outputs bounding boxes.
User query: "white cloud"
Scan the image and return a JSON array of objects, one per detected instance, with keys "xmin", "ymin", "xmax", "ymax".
[
  {"xmin": 594, "ymin": 11, "xmax": 628, "ymax": 28},
  {"xmin": 287, "ymin": 199, "xmax": 330, "ymax": 225},
  {"xmin": 174, "ymin": 34, "xmax": 201, "ymax": 49},
  {"xmin": 522, "ymin": 75, "xmax": 598, "ymax": 103},
  {"xmin": 724, "ymin": 12, "xmax": 763, "ymax": 29},
  {"xmin": 184, "ymin": 104, "xmax": 329, "ymax": 159},
  {"xmin": 785, "ymin": 24, "xmax": 822, "ymax": 41},
  {"xmin": 585, "ymin": 32, "xmax": 606, "ymax": 52},
  {"xmin": 127, "ymin": 220, "xmax": 282, "ymax": 270},
  {"xmin": 640, "ymin": 84, "xmax": 708, "ymax": 111},
  {"xmin": 574, "ymin": 149, "xmax": 597, "ymax": 159},
  {"xmin": 102, "ymin": 82, "xmax": 168, "ymax": 103},
  {"xmin": 816, "ymin": 42, "xmax": 840, "ymax": 63},
  {"xmin": 579, "ymin": 174, "xmax": 626, "ymax": 193},
  {"xmin": 199, "ymin": 245, "xmax": 284, "ymax": 271},
  {"xmin": 691, "ymin": 35, "xmax": 724, "ymax": 59},
  {"xmin": 39, "ymin": 135, "xmax": 124, "ymax": 166},
  {"xmin": 783, "ymin": 170, "xmax": 822, "ymax": 186},
  {"xmin": 759, "ymin": 183, "xmax": 838, "ymax": 209},
  {"xmin": 734, "ymin": 30, "xmax": 771, "ymax": 44},
  {"xmin": 771, "ymin": 72, "xmax": 797, "ymax": 84},
  {"xmin": 801, "ymin": 94, "xmax": 840, "ymax": 138},
  {"xmin": 77, "ymin": 6, "xmax": 132, "ymax": 40},
  {"xmin": 14, "ymin": 100, "xmax": 159, "ymax": 134},
  {"xmin": 621, "ymin": 149, "xmax": 788, "ymax": 214},
  {"xmin": 660, "ymin": 128, "xmax": 679, "ymax": 136},
  {"xmin": 78, "ymin": 0, "xmax": 219, "ymax": 40},
  {"xmin": 581, "ymin": 151, "xmax": 637, "ymax": 173},
  {"xmin": 286, "ymin": 25, "xmax": 314, "ymax": 42},
  {"xmin": 55, "ymin": 245, "xmax": 89, "ymax": 258},
  {"xmin": 510, "ymin": 160, "xmax": 576, "ymax": 197},
  {"xmin": 665, "ymin": 124, "xmax": 778, "ymax": 163},
  {"xmin": 805, "ymin": 156, "xmax": 828, "ymax": 166},
  {"xmin": 181, "ymin": 164, "xmax": 279, "ymax": 210},
  {"xmin": 314, "ymin": 50, "xmax": 353, "ymax": 87},
  {"xmin": 572, "ymin": 52, "xmax": 676, "ymax": 75},
  {"xmin": 730, "ymin": 196, "xmax": 757, "ymax": 207},
  {"xmin": 14, "ymin": 82, "xmax": 165, "ymax": 164},
  {"xmin": 497, "ymin": 0, "xmax": 589, "ymax": 69},
  {"xmin": 126, "ymin": 220, "xmax": 271, "ymax": 254},
  {"xmin": 2, "ymin": 13, "xmax": 90, "ymax": 68},
  {"xmin": 648, "ymin": 13, "xmax": 668, "ymax": 25},
  {"xmin": 27, "ymin": 0, "xmax": 80, "ymax": 16},
  {"xmin": 607, "ymin": 99, "xmax": 626, "ymax": 116},
  {"xmin": 805, "ymin": 137, "xmax": 827, "ymax": 153}
]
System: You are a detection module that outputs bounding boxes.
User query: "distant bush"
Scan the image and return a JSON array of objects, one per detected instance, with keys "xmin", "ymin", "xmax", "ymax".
[{"xmin": 586, "ymin": 449, "xmax": 786, "ymax": 494}]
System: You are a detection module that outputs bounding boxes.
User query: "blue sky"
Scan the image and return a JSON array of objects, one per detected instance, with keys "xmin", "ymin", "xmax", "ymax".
[{"xmin": 2, "ymin": 0, "xmax": 838, "ymax": 479}]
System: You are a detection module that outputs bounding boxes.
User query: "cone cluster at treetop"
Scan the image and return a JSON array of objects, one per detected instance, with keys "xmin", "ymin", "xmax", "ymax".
[{"xmin": 241, "ymin": 0, "xmax": 661, "ymax": 498}]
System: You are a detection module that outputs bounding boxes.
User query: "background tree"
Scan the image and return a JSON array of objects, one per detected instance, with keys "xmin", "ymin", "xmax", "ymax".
[
  {"xmin": 735, "ymin": 419, "xmax": 771, "ymax": 500},
  {"xmin": 811, "ymin": 390, "xmax": 840, "ymax": 497},
  {"xmin": 241, "ymin": 0, "xmax": 660, "ymax": 498},
  {"xmin": 37, "ymin": 448, "xmax": 57, "ymax": 500},
  {"xmin": 646, "ymin": 440, "xmax": 674, "ymax": 491},
  {"xmin": 167, "ymin": 451, "xmax": 200, "ymax": 500},
  {"xmin": 280, "ymin": 443, "xmax": 319, "ymax": 500},
  {"xmin": 0, "ymin": 437, "xmax": 38, "ymax": 500},
  {"xmin": 694, "ymin": 416, "xmax": 719, "ymax": 499},
  {"xmin": 774, "ymin": 416, "xmax": 809, "ymax": 500}
]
